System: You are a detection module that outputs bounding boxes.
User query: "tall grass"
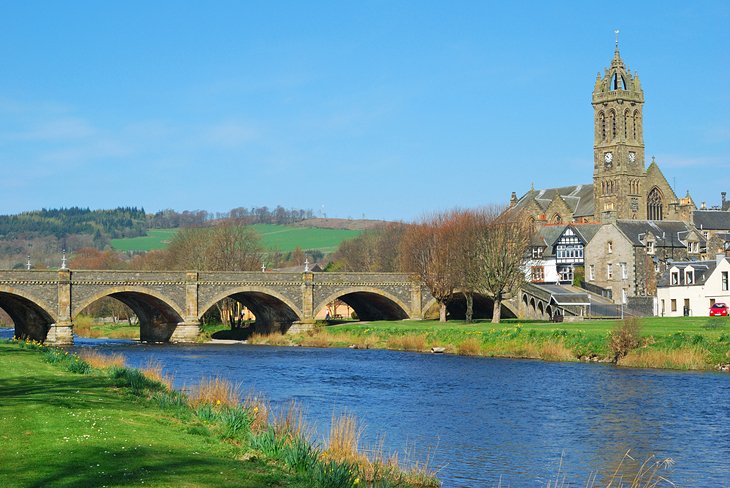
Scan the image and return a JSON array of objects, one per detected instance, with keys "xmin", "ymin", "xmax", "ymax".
[
  {"xmin": 140, "ymin": 359, "xmax": 174, "ymax": 390},
  {"xmin": 386, "ymin": 334, "xmax": 427, "ymax": 352},
  {"xmin": 78, "ymin": 350, "xmax": 126, "ymax": 369},
  {"xmin": 189, "ymin": 376, "xmax": 240, "ymax": 408},
  {"xmin": 457, "ymin": 337, "xmax": 482, "ymax": 356},
  {"xmin": 619, "ymin": 347, "xmax": 708, "ymax": 370}
]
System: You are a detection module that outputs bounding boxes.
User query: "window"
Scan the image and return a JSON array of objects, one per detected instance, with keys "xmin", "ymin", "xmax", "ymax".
[
  {"xmin": 688, "ymin": 241, "xmax": 699, "ymax": 254},
  {"xmin": 559, "ymin": 266, "xmax": 573, "ymax": 283},
  {"xmin": 703, "ymin": 231, "xmax": 710, "ymax": 240},
  {"xmin": 530, "ymin": 266, "xmax": 544, "ymax": 282},
  {"xmin": 684, "ymin": 299, "xmax": 690, "ymax": 314},
  {"xmin": 711, "ymin": 298, "xmax": 716, "ymax": 307},
  {"xmin": 671, "ymin": 271, "xmax": 679, "ymax": 285},
  {"xmin": 607, "ymin": 241, "xmax": 613, "ymax": 254},
  {"xmin": 607, "ymin": 263, "xmax": 613, "ymax": 280},
  {"xmin": 531, "ymin": 247, "xmax": 543, "ymax": 259},
  {"xmin": 589, "ymin": 264, "xmax": 595, "ymax": 281},
  {"xmin": 723, "ymin": 271, "xmax": 728, "ymax": 291},
  {"xmin": 647, "ymin": 241, "xmax": 655, "ymax": 254},
  {"xmin": 647, "ymin": 187, "xmax": 663, "ymax": 221},
  {"xmin": 620, "ymin": 262, "xmax": 628, "ymax": 280},
  {"xmin": 671, "ymin": 299, "xmax": 677, "ymax": 312},
  {"xmin": 685, "ymin": 270, "xmax": 694, "ymax": 285}
]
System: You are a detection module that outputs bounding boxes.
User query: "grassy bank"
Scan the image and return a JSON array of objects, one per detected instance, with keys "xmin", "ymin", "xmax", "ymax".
[
  {"xmin": 0, "ymin": 339, "xmax": 438, "ymax": 488},
  {"xmin": 250, "ymin": 317, "xmax": 730, "ymax": 372}
]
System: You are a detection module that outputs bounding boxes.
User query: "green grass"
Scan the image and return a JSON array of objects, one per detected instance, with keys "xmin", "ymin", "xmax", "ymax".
[
  {"xmin": 274, "ymin": 316, "xmax": 730, "ymax": 370},
  {"xmin": 0, "ymin": 342, "xmax": 306, "ymax": 488},
  {"xmin": 110, "ymin": 228, "xmax": 178, "ymax": 252},
  {"xmin": 110, "ymin": 224, "xmax": 362, "ymax": 253},
  {"xmin": 251, "ymin": 224, "xmax": 361, "ymax": 253}
]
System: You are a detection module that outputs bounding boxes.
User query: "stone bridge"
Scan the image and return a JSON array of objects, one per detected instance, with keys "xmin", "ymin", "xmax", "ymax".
[{"xmin": 0, "ymin": 270, "xmax": 439, "ymax": 345}]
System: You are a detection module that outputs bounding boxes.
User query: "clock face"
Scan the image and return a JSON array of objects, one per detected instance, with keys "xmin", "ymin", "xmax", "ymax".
[
  {"xmin": 604, "ymin": 152, "xmax": 613, "ymax": 168},
  {"xmin": 628, "ymin": 151, "xmax": 636, "ymax": 163}
]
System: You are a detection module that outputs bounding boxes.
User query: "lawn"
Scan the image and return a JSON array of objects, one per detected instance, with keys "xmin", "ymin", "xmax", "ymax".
[
  {"xmin": 110, "ymin": 225, "xmax": 362, "ymax": 253},
  {"xmin": 0, "ymin": 342, "xmax": 305, "ymax": 487}
]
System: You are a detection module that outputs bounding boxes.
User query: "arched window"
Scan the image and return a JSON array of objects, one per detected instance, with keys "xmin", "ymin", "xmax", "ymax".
[
  {"xmin": 599, "ymin": 112, "xmax": 606, "ymax": 141},
  {"xmin": 634, "ymin": 110, "xmax": 641, "ymax": 140},
  {"xmin": 633, "ymin": 112, "xmax": 637, "ymax": 140},
  {"xmin": 647, "ymin": 187, "xmax": 663, "ymax": 221},
  {"xmin": 624, "ymin": 110, "xmax": 630, "ymax": 140},
  {"xmin": 552, "ymin": 214, "xmax": 562, "ymax": 224},
  {"xmin": 610, "ymin": 111, "xmax": 617, "ymax": 140}
]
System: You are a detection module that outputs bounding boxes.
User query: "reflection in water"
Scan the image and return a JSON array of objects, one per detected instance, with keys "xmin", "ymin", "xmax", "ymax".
[{"xmin": 2, "ymin": 328, "xmax": 729, "ymax": 487}]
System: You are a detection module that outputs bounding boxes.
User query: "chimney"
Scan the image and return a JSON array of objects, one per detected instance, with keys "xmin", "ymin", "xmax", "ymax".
[
  {"xmin": 722, "ymin": 192, "xmax": 727, "ymax": 209},
  {"xmin": 509, "ymin": 192, "xmax": 518, "ymax": 207},
  {"xmin": 701, "ymin": 201, "xmax": 706, "ymax": 210}
]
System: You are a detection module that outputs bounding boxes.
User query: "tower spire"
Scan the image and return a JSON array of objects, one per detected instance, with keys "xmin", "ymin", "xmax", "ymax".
[{"xmin": 614, "ymin": 29, "xmax": 620, "ymax": 51}]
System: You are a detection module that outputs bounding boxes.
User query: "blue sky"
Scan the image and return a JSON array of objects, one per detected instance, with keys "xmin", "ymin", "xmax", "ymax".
[{"xmin": 0, "ymin": 1, "xmax": 728, "ymax": 221}]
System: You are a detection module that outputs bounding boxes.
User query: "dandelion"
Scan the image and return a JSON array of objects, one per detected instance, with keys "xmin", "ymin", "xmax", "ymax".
[
  {"xmin": 354, "ymin": 477, "xmax": 360, "ymax": 485},
  {"xmin": 253, "ymin": 406, "xmax": 259, "ymax": 413},
  {"xmin": 216, "ymin": 400, "xmax": 221, "ymax": 406}
]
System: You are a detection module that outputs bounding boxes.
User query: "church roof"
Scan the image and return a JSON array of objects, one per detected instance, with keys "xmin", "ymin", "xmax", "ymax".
[
  {"xmin": 514, "ymin": 184, "xmax": 594, "ymax": 218},
  {"xmin": 693, "ymin": 210, "xmax": 730, "ymax": 231},
  {"xmin": 614, "ymin": 220, "xmax": 696, "ymax": 247}
]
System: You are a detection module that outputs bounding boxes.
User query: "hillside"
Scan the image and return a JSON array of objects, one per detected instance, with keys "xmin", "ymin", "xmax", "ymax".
[{"xmin": 111, "ymin": 224, "xmax": 364, "ymax": 253}]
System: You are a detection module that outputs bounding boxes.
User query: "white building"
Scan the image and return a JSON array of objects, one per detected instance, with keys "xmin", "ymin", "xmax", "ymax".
[{"xmin": 656, "ymin": 255, "xmax": 730, "ymax": 316}]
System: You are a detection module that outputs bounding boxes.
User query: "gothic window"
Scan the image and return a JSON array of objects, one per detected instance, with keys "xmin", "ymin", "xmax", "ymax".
[
  {"xmin": 611, "ymin": 73, "xmax": 627, "ymax": 90},
  {"xmin": 552, "ymin": 214, "xmax": 562, "ymax": 224},
  {"xmin": 634, "ymin": 110, "xmax": 641, "ymax": 140},
  {"xmin": 633, "ymin": 112, "xmax": 637, "ymax": 140},
  {"xmin": 599, "ymin": 112, "xmax": 606, "ymax": 141},
  {"xmin": 610, "ymin": 111, "xmax": 617, "ymax": 140},
  {"xmin": 624, "ymin": 110, "xmax": 630, "ymax": 139},
  {"xmin": 647, "ymin": 187, "xmax": 663, "ymax": 221}
]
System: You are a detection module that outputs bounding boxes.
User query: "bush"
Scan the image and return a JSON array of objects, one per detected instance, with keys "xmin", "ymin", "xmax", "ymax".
[{"xmin": 609, "ymin": 317, "xmax": 641, "ymax": 362}]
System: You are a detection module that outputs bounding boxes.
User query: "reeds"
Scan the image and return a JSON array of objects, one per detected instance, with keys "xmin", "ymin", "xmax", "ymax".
[
  {"xmin": 457, "ymin": 337, "xmax": 482, "ymax": 356},
  {"xmin": 618, "ymin": 347, "xmax": 708, "ymax": 370},
  {"xmin": 139, "ymin": 359, "xmax": 174, "ymax": 390},
  {"xmin": 386, "ymin": 333, "xmax": 427, "ymax": 352},
  {"xmin": 188, "ymin": 376, "xmax": 240, "ymax": 408},
  {"xmin": 77, "ymin": 350, "xmax": 126, "ymax": 369}
]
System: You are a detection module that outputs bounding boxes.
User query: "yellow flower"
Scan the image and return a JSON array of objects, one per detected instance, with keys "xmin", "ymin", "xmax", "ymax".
[
  {"xmin": 354, "ymin": 478, "xmax": 360, "ymax": 485},
  {"xmin": 216, "ymin": 400, "xmax": 221, "ymax": 405},
  {"xmin": 253, "ymin": 406, "xmax": 259, "ymax": 413}
]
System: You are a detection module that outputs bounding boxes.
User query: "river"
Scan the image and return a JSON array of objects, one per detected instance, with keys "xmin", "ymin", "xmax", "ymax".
[{"xmin": 4, "ymin": 329, "xmax": 730, "ymax": 486}]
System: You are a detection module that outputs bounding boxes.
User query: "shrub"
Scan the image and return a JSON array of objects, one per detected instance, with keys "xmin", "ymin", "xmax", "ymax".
[
  {"xmin": 109, "ymin": 366, "xmax": 167, "ymax": 394},
  {"xmin": 609, "ymin": 317, "xmax": 641, "ymax": 363}
]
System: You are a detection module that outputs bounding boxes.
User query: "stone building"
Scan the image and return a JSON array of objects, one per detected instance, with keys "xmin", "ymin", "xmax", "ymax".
[
  {"xmin": 507, "ymin": 43, "xmax": 695, "ymax": 225},
  {"xmin": 584, "ymin": 220, "xmax": 704, "ymax": 306}
]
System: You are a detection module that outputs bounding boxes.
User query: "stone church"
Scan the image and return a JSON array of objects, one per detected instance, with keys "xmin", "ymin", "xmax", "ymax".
[{"xmin": 508, "ymin": 44, "xmax": 696, "ymax": 225}]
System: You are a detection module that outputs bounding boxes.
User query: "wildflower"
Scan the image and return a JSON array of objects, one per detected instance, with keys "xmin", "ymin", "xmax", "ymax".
[
  {"xmin": 216, "ymin": 400, "xmax": 221, "ymax": 406},
  {"xmin": 354, "ymin": 478, "xmax": 360, "ymax": 485},
  {"xmin": 253, "ymin": 406, "xmax": 259, "ymax": 414}
]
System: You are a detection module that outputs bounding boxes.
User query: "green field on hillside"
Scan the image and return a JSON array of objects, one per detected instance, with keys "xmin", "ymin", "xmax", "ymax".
[
  {"xmin": 111, "ymin": 224, "xmax": 362, "ymax": 253},
  {"xmin": 110, "ymin": 228, "xmax": 178, "ymax": 252}
]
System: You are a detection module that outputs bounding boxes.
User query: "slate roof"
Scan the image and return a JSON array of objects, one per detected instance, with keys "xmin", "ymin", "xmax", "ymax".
[
  {"xmin": 572, "ymin": 224, "xmax": 603, "ymax": 243},
  {"xmin": 536, "ymin": 225, "xmax": 566, "ymax": 257},
  {"xmin": 514, "ymin": 184, "xmax": 595, "ymax": 218},
  {"xmin": 657, "ymin": 259, "xmax": 723, "ymax": 287},
  {"xmin": 693, "ymin": 210, "xmax": 730, "ymax": 231},
  {"xmin": 614, "ymin": 220, "xmax": 699, "ymax": 247},
  {"xmin": 534, "ymin": 284, "xmax": 590, "ymax": 305}
]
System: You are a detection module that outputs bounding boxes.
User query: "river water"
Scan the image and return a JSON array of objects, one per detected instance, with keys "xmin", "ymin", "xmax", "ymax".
[{"xmin": 3, "ymin": 329, "xmax": 729, "ymax": 487}]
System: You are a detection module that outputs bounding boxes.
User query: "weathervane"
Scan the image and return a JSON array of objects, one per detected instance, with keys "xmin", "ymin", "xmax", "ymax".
[{"xmin": 614, "ymin": 29, "xmax": 620, "ymax": 49}]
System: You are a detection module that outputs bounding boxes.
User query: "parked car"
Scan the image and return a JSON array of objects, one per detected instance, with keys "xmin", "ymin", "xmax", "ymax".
[{"xmin": 709, "ymin": 303, "xmax": 729, "ymax": 316}]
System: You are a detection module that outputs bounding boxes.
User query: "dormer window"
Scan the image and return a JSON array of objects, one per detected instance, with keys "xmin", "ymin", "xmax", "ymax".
[
  {"xmin": 688, "ymin": 241, "xmax": 699, "ymax": 254},
  {"xmin": 685, "ymin": 269, "xmax": 695, "ymax": 285},
  {"xmin": 671, "ymin": 271, "xmax": 679, "ymax": 285},
  {"xmin": 532, "ymin": 247, "xmax": 544, "ymax": 259},
  {"xmin": 647, "ymin": 241, "xmax": 655, "ymax": 254}
]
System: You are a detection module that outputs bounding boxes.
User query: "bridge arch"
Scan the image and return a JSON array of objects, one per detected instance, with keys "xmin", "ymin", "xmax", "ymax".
[
  {"xmin": 73, "ymin": 286, "xmax": 186, "ymax": 343},
  {"xmin": 423, "ymin": 293, "xmax": 519, "ymax": 321},
  {"xmin": 314, "ymin": 287, "xmax": 410, "ymax": 321},
  {"xmin": 0, "ymin": 286, "xmax": 58, "ymax": 342},
  {"xmin": 198, "ymin": 286, "xmax": 304, "ymax": 334}
]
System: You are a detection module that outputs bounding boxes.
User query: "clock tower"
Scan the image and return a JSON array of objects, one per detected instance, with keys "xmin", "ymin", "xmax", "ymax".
[{"xmin": 592, "ymin": 36, "xmax": 646, "ymax": 222}]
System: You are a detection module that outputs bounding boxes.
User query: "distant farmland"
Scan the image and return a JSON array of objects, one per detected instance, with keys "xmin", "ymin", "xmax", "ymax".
[{"xmin": 110, "ymin": 224, "xmax": 362, "ymax": 253}]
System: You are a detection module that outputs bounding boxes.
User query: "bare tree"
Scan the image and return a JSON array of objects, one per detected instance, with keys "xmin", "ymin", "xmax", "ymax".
[
  {"xmin": 400, "ymin": 213, "xmax": 461, "ymax": 322},
  {"xmin": 474, "ymin": 212, "xmax": 533, "ymax": 323}
]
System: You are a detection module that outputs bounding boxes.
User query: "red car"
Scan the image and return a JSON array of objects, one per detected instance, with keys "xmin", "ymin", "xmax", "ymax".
[{"xmin": 710, "ymin": 303, "xmax": 728, "ymax": 316}]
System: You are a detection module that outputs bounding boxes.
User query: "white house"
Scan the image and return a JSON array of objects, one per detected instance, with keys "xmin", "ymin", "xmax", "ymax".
[{"xmin": 656, "ymin": 255, "xmax": 730, "ymax": 316}]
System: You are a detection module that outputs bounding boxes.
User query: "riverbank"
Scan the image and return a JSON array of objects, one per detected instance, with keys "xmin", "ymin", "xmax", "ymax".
[
  {"xmin": 0, "ymin": 339, "xmax": 439, "ymax": 487},
  {"xmin": 249, "ymin": 317, "xmax": 730, "ymax": 372}
]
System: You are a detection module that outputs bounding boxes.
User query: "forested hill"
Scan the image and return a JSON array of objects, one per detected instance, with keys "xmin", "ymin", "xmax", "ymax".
[{"xmin": 0, "ymin": 207, "xmax": 147, "ymax": 239}]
